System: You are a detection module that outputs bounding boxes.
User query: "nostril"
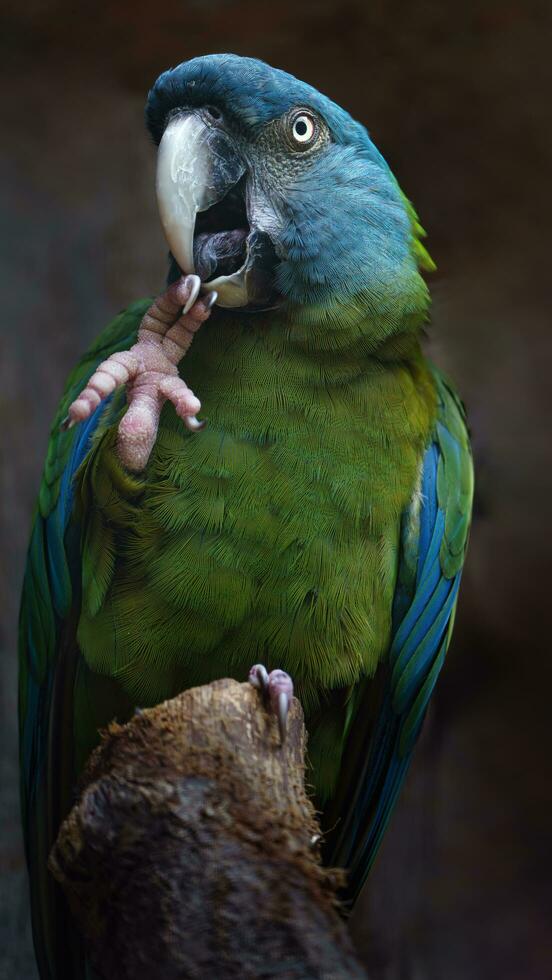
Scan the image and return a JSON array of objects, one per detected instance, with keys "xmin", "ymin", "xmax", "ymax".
[{"xmin": 204, "ymin": 104, "xmax": 222, "ymax": 122}]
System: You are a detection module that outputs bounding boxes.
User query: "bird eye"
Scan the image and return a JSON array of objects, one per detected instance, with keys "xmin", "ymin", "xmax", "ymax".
[{"xmin": 290, "ymin": 112, "xmax": 317, "ymax": 147}]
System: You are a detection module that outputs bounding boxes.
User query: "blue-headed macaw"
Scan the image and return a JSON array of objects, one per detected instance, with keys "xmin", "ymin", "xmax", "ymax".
[{"xmin": 19, "ymin": 54, "xmax": 473, "ymax": 978}]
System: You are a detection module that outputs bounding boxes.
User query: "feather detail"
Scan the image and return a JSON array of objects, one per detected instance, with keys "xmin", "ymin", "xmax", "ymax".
[
  {"xmin": 323, "ymin": 367, "xmax": 473, "ymax": 903},
  {"xmin": 18, "ymin": 302, "xmax": 147, "ymax": 979},
  {"xmin": 20, "ymin": 297, "xmax": 469, "ymax": 975}
]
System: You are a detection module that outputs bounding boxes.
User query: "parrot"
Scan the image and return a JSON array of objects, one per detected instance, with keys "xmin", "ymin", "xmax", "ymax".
[{"xmin": 19, "ymin": 53, "xmax": 473, "ymax": 979}]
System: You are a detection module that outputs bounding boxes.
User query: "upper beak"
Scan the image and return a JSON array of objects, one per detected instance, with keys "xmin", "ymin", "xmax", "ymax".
[{"xmin": 156, "ymin": 111, "xmax": 279, "ymax": 309}]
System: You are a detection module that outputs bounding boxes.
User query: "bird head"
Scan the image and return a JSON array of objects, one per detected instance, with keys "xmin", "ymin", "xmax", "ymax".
[{"xmin": 147, "ymin": 54, "xmax": 433, "ymax": 331}]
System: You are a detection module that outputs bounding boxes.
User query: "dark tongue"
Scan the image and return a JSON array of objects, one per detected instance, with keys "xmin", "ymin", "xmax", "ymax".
[{"xmin": 193, "ymin": 229, "xmax": 248, "ymax": 282}]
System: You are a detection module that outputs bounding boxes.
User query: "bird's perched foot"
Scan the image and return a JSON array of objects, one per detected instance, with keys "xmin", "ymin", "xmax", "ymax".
[
  {"xmin": 62, "ymin": 275, "xmax": 217, "ymax": 472},
  {"xmin": 248, "ymin": 665, "xmax": 294, "ymax": 744}
]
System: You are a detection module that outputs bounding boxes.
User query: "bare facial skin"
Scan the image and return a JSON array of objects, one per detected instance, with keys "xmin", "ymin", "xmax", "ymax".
[{"xmin": 63, "ymin": 275, "xmax": 216, "ymax": 472}]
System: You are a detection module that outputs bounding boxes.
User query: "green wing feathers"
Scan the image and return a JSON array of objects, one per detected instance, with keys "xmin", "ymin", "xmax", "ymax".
[
  {"xmin": 324, "ymin": 365, "xmax": 473, "ymax": 901},
  {"xmin": 18, "ymin": 301, "xmax": 147, "ymax": 979}
]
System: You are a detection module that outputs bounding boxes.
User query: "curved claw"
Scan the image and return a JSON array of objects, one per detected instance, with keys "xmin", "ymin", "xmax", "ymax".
[
  {"xmin": 248, "ymin": 663, "xmax": 270, "ymax": 692},
  {"xmin": 184, "ymin": 416, "xmax": 208, "ymax": 432},
  {"xmin": 267, "ymin": 670, "xmax": 294, "ymax": 744},
  {"xmin": 248, "ymin": 665, "xmax": 294, "ymax": 744},
  {"xmin": 182, "ymin": 274, "xmax": 201, "ymax": 315},
  {"xmin": 276, "ymin": 691, "xmax": 290, "ymax": 743},
  {"xmin": 203, "ymin": 290, "xmax": 218, "ymax": 310}
]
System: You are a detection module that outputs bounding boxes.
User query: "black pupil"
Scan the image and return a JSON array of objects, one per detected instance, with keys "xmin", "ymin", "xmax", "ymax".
[{"xmin": 295, "ymin": 119, "xmax": 308, "ymax": 137}]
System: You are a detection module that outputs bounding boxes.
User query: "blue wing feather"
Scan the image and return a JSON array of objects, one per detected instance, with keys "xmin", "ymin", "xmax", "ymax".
[
  {"xmin": 327, "ymin": 370, "xmax": 473, "ymax": 903},
  {"xmin": 19, "ymin": 303, "xmax": 146, "ymax": 979},
  {"xmin": 19, "ymin": 409, "xmax": 108, "ymax": 980}
]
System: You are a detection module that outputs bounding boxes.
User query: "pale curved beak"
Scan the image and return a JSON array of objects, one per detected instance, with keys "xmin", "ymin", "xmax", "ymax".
[
  {"xmin": 156, "ymin": 111, "xmax": 281, "ymax": 310},
  {"xmin": 156, "ymin": 112, "xmax": 251, "ymax": 308}
]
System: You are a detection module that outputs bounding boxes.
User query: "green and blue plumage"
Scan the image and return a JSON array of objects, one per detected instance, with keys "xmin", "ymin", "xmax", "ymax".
[{"xmin": 19, "ymin": 54, "xmax": 473, "ymax": 978}]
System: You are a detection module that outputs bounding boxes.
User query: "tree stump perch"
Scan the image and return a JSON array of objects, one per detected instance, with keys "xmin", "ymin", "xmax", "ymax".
[{"xmin": 49, "ymin": 679, "xmax": 367, "ymax": 979}]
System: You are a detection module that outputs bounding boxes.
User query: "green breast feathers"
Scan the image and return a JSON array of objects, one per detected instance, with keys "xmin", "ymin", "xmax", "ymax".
[{"xmin": 69, "ymin": 303, "xmax": 436, "ymax": 788}]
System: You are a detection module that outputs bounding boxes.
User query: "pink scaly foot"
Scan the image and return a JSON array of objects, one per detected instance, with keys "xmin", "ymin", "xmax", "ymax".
[
  {"xmin": 248, "ymin": 664, "xmax": 294, "ymax": 744},
  {"xmin": 62, "ymin": 275, "xmax": 217, "ymax": 472}
]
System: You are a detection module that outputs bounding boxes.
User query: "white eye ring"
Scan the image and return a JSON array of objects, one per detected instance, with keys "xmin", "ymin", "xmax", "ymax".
[{"xmin": 291, "ymin": 113, "xmax": 316, "ymax": 145}]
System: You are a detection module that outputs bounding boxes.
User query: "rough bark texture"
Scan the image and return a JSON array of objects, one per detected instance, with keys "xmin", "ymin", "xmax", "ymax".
[{"xmin": 49, "ymin": 679, "xmax": 366, "ymax": 980}]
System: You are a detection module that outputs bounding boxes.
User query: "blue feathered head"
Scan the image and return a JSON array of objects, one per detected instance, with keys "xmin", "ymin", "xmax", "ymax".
[{"xmin": 147, "ymin": 54, "xmax": 433, "ymax": 326}]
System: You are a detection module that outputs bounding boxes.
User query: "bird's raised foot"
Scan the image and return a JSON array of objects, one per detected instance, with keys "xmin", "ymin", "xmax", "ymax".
[
  {"xmin": 248, "ymin": 664, "xmax": 294, "ymax": 744},
  {"xmin": 61, "ymin": 275, "xmax": 217, "ymax": 472}
]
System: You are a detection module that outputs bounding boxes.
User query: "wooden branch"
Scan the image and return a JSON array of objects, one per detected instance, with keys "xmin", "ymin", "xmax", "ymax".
[{"xmin": 49, "ymin": 679, "xmax": 367, "ymax": 979}]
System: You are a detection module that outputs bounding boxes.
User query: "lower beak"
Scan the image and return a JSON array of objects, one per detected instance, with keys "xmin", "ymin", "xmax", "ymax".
[{"xmin": 156, "ymin": 111, "xmax": 279, "ymax": 310}]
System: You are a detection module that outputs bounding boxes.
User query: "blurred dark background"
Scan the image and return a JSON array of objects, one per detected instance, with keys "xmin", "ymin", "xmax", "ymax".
[{"xmin": 1, "ymin": 2, "xmax": 551, "ymax": 977}]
